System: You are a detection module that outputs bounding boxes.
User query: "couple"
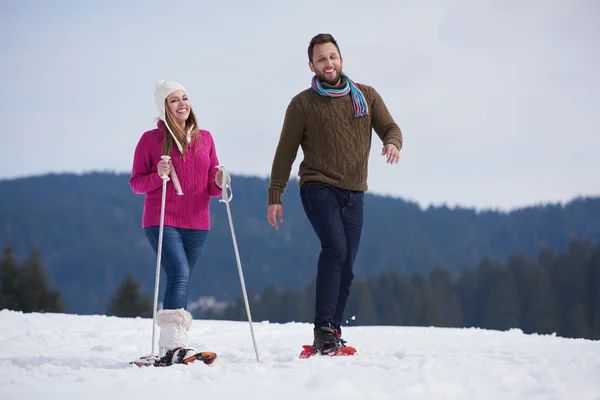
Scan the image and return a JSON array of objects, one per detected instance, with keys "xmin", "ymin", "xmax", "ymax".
[{"xmin": 129, "ymin": 33, "xmax": 403, "ymax": 364}]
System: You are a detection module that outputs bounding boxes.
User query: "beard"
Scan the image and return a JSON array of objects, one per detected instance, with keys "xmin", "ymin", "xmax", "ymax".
[{"xmin": 315, "ymin": 66, "xmax": 342, "ymax": 86}]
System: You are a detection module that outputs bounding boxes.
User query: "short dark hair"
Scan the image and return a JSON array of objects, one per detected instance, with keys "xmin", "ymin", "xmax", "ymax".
[{"xmin": 308, "ymin": 33, "xmax": 341, "ymax": 63}]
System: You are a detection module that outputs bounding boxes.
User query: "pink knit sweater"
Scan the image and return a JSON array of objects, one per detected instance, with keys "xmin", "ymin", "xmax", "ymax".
[{"xmin": 130, "ymin": 122, "xmax": 222, "ymax": 230}]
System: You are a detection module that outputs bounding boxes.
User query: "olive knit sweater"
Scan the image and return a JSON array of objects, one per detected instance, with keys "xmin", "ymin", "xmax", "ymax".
[{"xmin": 268, "ymin": 80, "xmax": 403, "ymax": 205}]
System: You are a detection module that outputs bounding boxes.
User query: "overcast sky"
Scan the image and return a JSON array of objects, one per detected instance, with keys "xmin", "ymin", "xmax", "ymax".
[{"xmin": 1, "ymin": 0, "xmax": 598, "ymax": 211}]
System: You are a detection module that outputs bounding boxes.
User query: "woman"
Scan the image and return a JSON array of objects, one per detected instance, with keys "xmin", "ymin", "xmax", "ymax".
[{"xmin": 130, "ymin": 80, "xmax": 224, "ymax": 364}]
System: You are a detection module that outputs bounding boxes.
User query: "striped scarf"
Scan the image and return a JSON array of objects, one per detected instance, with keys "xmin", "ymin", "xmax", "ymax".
[{"xmin": 311, "ymin": 73, "xmax": 369, "ymax": 118}]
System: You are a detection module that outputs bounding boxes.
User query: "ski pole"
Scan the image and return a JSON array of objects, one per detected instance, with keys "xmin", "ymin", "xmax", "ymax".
[
  {"xmin": 217, "ymin": 165, "xmax": 260, "ymax": 362},
  {"xmin": 150, "ymin": 155, "xmax": 171, "ymax": 357}
]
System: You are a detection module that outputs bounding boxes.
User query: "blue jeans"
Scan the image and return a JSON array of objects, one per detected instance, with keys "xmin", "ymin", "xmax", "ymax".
[
  {"xmin": 300, "ymin": 181, "xmax": 364, "ymax": 331},
  {"xmin": 144, "ymin": 226, "xmax": 209, "ymax": 310}
]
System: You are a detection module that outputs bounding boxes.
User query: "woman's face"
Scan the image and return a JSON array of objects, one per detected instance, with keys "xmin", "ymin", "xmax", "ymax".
[{"xmin": 166, "ymin": 90, "xmax": 190, "ymax": 126}]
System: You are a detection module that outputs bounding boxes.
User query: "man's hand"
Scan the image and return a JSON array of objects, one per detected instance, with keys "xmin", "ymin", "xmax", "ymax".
[
  {"xmin": 267, "ymin": 204, "xmax": 284, "ymax": 230},
  {"xmin": 382, "ymin": 143, "xmax": 400, "ymax": 164}
]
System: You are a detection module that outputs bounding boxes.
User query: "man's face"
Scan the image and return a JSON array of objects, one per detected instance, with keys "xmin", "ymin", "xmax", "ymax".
[{"xmin": 309, "ymin": 42, "xmax": 343, "ymax": 85}]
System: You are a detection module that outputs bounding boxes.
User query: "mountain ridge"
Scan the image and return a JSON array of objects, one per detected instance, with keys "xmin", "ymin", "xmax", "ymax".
[{"xmin": 1, "ymin": 172, "xmax": 599, "ymax": 314}]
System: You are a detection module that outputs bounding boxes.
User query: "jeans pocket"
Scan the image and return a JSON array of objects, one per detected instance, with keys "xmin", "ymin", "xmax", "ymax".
[
  {"xmin": 302, "ymin": 181, "xmax": 332, "ymax": 212},
  {"xmin": 304, "ymin": 181, "xmax": 329, "ymax": 193}
]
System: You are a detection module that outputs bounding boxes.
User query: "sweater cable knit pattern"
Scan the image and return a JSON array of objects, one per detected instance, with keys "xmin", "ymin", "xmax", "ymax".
[
  {"xmin": 130, "ymin": 122, "xmax": 222, "ymax": 229},
  {"xmin": 268, "ymin": 80, "xmax": 403, "ymax": 205}
]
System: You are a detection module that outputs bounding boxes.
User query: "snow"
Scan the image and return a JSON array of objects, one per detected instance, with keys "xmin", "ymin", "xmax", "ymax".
[{"xmin": 1, "ymin": 310, "xmax": 599, "ymax": 399}]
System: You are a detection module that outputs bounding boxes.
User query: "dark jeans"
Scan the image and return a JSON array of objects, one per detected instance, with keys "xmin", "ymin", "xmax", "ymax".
[
  {"xmin": 144, "ymin": 226, "xmax": 209, "ymax": 310},
  {"xmin": 300, "ymin": 181, "xmax": 364, "ymax": 331}
]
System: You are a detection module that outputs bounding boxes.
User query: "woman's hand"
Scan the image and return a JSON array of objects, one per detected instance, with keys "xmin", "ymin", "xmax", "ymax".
[
  {"xmin": 215, "ymin": 170, "xmax": 230, "ymax": 188},
  {"xmin": 157, "ymin": 159, "xmax": 171, "ymax": 178}
]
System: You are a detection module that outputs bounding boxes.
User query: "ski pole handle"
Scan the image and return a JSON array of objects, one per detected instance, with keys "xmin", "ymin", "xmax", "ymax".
[
  {"xmin": 160, "ymin": 155, "xmax": 171, "ymax": 181},
  {"xmin": 216, "ymin": 165, "xmax": 232, "ymax": 203},
  {"xmin": 161, "ymin": 155, "xmax": 183, "ymax": 195}
]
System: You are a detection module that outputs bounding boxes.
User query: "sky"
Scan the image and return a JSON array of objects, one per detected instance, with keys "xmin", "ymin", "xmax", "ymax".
[
  {"xmin": 1, "ymin": 0, "xmax": 599, "ymax": 211},
  {"xmin": 1, "ymin": 310, "xmax": 599, "ymax": 399}
]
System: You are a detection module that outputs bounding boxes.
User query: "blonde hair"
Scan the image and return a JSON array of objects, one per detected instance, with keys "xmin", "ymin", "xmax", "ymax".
[{"xmin": 161, "ymin": 101, "xmax": 200, "ymax": 159}]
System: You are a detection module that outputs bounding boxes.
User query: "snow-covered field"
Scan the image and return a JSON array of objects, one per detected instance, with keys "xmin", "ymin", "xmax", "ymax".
[{"xmin": 0, "ymin": 310, "xmax": 598, "ymax": 399}]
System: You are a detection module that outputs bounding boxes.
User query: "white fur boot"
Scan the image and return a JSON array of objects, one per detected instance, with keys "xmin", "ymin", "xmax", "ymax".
[{"xmin": 156, "ymin": 308, "xmax": 197, "ymax": 364}]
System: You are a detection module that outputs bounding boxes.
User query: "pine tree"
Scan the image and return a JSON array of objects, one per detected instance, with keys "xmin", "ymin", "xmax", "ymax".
[
  {"xmin": 397, "ymin": 274, "xmax": 419, "ymax": 326},
  {"xmin": 529, "ymin": 264, "xmax": 559, "ymax": 335},
  {"xmin": 412, "ymin": 272, "xmax": 442, "ymax": 327},
  {"xmin": 280, "ymin": 288, "xmax": 310, "ymax": 323},
  {"xmin": 18, "ymin": 248, "xmax": 46, "ymax": 312},
  {"xmin": 482, "ymin": 261, "xmax": 520, "ymax": 331},
  {"xmin": 375, "ymin": 272, "xmax": 404, "ymax": 325},
  {"xmin": 0, "ymin": 246, "xmax": 20, "ymax": 311},
  {"xmin": 18, "ymin": 248, "xmax": 66, "ymax": 313},
  {"xmin": 429, "ymin": 268, "xmax": 463, "ymax": 327},
  {"xmin": 107, "ymin": 272, "xmax": 152, "ymax": 317},
  {"xmin": 260, "ymin": 284, "xmax": 282, "ymax": 322},
  {"xmin": 588, "ymin": 244, "xmax": 600, "ymax": 340},
  {"xmin": 507, "ymin": 255, "xmax": 534, "ymax": 332},
  {"xmin": 455, "ymin": 268, "xmax": 479, "ymax": 327},
  {"xmin": 554, "ymin": 238, "xmax": 592, "ymax": 338}
]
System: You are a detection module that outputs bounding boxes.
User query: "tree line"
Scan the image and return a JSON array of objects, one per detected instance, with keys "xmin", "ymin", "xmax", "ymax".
[
  {"xmin": 2, "ymin": 172, "xmax": 599, "ymax": 315},
  {"xmin": 209, "ymin": 238, "xmax": 600, "ymax": 340},
  {"xmin": 0, "ymin": 246, "xmax": 66, "ymax": 313},
  {"xmin": 0, "ymin": 245, "xmax": 153, "ymax": 318},
  {"xmin": 2, "ymin": 238, "xmax": 599, "ymax": 341}
]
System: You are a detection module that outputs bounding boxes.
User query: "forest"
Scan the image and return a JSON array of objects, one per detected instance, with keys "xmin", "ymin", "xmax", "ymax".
[
  {"xmin": 1, "ymin": 172, "xmax": 599, "ymax": 335},
  {"xmin": 2, "ymin": 238, "xmax": 598, "ymax": 340}
]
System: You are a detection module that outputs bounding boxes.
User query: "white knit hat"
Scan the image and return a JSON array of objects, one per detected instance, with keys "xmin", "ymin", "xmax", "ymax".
[{"xmin": 154, "ymin": 80, "xmax": 187, "ymax": 153}]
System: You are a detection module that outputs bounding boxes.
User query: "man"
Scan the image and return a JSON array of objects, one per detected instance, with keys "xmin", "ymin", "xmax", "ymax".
[{"xmin": 267, "ymin": 33, "xmax": 403, "ymax": 354}]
